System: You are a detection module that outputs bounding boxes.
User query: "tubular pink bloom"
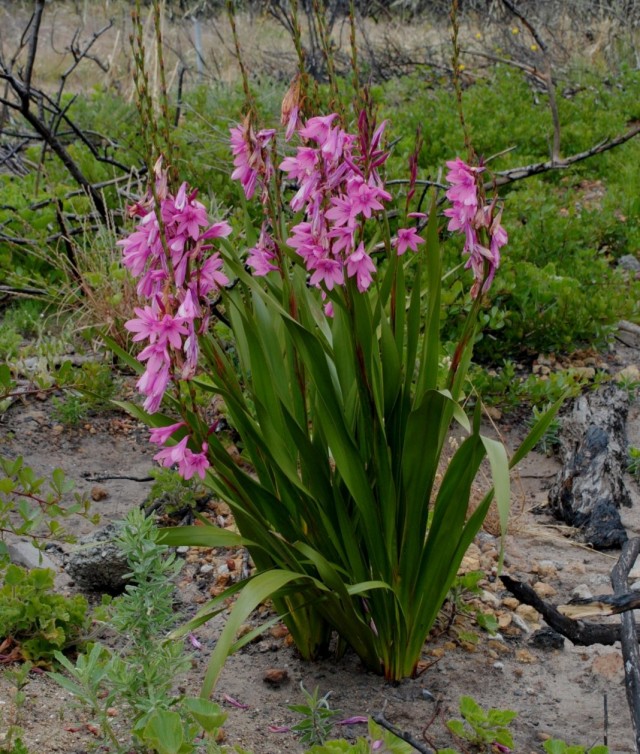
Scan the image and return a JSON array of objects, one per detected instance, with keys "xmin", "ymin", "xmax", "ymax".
[
  {"xmin": 247, "ymin": 227, "xmax": 279, "ymax": 276},
  {"xmin": 309, "ymin": 257, "xmax": 344, "ymax": 290},
  {"xmin": 200, "ymin": 221, "xmax": 232, "ymax": 240},
  {"xmin": 149, "ymin": 421, "xmax": 186, "ymax": 446},
  {"xmin": 298, "ymin": 114, "xmax": 338, "ymax": 144},
  {"xmin": 179, "ymin": 443, "xmax": 210, "ymax": 480},
  {"xmin": 138, "ymin": 359, "xmax": 171, "ymax": 414},
  {"xmin": 125, "ymin": 305, "xmax": 159, "ymax": 343},
  {"xmin": 393, "ymin": 227, "xmax": 425, "ymax": 256},
  {"xmin": 154, "ymin": 435, "xmax": 189, "ymax": 468},
  {"xmin": 154, "ymin": 313, "xmax": 189, "ymax": 349},
  {"xmin": 198, "ymin": 253, "xmax": 229, "ymax": 295},
  {"xmin": 279, "ymin": 147, "xmax": 319, "ymax": 182},
  {"xmin": 346, "ymin": 243, "xmax": 376, "ymax": 292}
]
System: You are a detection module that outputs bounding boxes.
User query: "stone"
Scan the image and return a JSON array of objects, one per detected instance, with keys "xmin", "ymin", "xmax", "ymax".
[
  {"xmin": 90, "ymin": 485, "xmax": 109, "ymax": 502},
  {"xmin": 263, "ymin": 668, "xmax": 289, "ymax": 686},
  {"xmin": 571, "ymin": 584, "xmax": 593, "ymax": 600},
  {"xmin": 516, "ymin": 649, "xmax": 537, "ymax": 664},
  {"xmin": 63, "ymin": 523, "xmax": 130, "ymax": 594},
  {"xmin": 529, "ymin": 628, "xmax": 565, "ymax": 650},
  {"xmin": 199, "ymin": 564, "xmax": 214, "ymax": 575},
  {"xmin": 618, "ymin": 254, "xmax": 640, "ymax": 273},
  {"xmin": 515, "ymin": 604, "xmax": 540, "ymax": 624},
  {"xmin": 7, "ymin": 540, "xmax": 57, "ymax": 571},
  {"xmin": 533, "ymin": 582, "xmax": 557, "ymax": 598}
]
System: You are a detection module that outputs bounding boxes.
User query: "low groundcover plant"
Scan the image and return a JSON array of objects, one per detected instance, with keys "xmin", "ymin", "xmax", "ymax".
[{"xmin": 110, "ymin": 87, "xmax": 557, "ymax": 690}]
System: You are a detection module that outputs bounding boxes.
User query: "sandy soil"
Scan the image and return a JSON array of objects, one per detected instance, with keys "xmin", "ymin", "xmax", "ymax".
[{"xmin": 2, "ymin": 343, "xmax": 640, "ymax": 754}]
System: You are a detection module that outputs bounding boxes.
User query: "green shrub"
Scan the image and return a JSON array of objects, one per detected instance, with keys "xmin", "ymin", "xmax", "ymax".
[{"xmin": 0, "ymin": 566, "xmax": 88, "ymax": 665}]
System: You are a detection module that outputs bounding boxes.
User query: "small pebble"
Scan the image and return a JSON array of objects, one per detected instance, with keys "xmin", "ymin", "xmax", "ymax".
[
  {"xmin": 493, "ymin": 661, "xmax": 504, "ymax": 671},
  {"xmin": 176, "ymin": 546, "xmax": 190, "ymax": 555},
  {"xmin": 200, "ymin": 564, "xmax": 214, "ymax": 575}
]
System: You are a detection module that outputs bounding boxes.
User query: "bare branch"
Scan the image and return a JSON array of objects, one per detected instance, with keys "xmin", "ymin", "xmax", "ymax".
[
  {"xmin": 23, "ymin": 0, "xmax": 45, "ymax": 92},
  {"xmin": 492, "ymin": 121, "xmax": 640, "ymax": 187}
]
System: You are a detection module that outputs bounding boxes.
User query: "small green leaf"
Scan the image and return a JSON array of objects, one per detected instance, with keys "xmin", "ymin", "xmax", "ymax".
[
  {"xmin": 183, "ymin": 697, "xmax": 227, "ymax": 733},
  {"xmin": 142, "ymin": 710, "xmax": 185, "ymax": 754}
]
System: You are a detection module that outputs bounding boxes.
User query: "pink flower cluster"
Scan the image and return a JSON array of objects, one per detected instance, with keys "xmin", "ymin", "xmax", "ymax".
[
  {"xmin": 443, "ymin": 157, "xmax": 507, "ymax": 298},
  {"xmin": 149, "ymin": 422, "xmax": 209, "ymax": 481},
  {"xmin": 118, "ymin": 160, "xmax": 232, "ymax": 481},
  {"xmin": 231, "ymin": 110, "xmax": 424, "ymax": 298}
]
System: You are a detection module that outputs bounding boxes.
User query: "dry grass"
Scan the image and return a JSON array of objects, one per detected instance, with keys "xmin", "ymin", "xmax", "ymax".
[{"xmin": 2, "ymin": 0, "xmax": 637, "ymax": 104}]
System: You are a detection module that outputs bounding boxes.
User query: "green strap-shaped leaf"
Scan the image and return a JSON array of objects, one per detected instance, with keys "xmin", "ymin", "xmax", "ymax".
[{"xmin": 200, "ymin": 569, "xmax": 312, "ymax": 698}]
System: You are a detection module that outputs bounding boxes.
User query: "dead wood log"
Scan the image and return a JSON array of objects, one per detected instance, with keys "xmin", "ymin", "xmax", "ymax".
[
  {"xmin": 504, "ymin": 539, "xmax": 640, "ymax": 753},
  {"xmin": 500, "ymin": 574, "xmax": 637, "ymax": 646},
  {"xmin": 611, "ymin": 538, "xmax": 640, "ymax": 753},
  {"xmin": 548, "ymin": 384, "xmax": 631, "ymax": 549}
]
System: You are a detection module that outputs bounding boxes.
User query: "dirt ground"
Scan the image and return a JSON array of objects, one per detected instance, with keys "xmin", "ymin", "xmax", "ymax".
[{"xmin": 2, "ymin": 342, "xmax": 640, "ymax": 754}]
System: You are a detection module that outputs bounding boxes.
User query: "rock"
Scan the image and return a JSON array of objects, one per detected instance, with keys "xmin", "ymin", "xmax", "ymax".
[
  {"xmin": 7, "ymin": 540, "xmax": 57, "ymax": 571},
  {"xmin": 529, "ymin": 628, "xmax": 565, "ymax": 650},
  {"xmin": 516, "ymin": 649, "xmax": 537, "ymax": 664},
  {"xmin": 533, "ymin": 582, "xmax": 557, "ymax": 598},
  {"xmin": 502, "ymin": 597, "xmax": 520, "ymax": 610},
  {"xmin": 63, "ymin": 523, "xmax": 130, "ymax": 594},
  {"xmin": 199, "ymin": 564, "xmax": 214, "ymax": 575},
  {"xmin": 90, "ymin": 485, "xmax": 109, "ymax": 502},
  {"xmin": 515, "ymin": 604, "xmax": 540, "ymax": 624},
  {"xmin": 263, "ymin": 668, "xmax": 289, "ymax": 686},
  {"xmin": 618, "ymin": 255, "xmax": 640, "ymax": 273},
  {"xmin": 176, "ymin": 546, "xmax": 190, "ymax": 555},
  {"xmin": 571, "ymin": 584, "xmax": 593, "ymax": 600}
]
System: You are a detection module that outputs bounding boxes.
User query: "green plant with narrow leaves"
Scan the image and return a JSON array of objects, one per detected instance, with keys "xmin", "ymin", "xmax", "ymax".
[
  {"xmin": 289, "ymin": 685, "xmax": 340, "ymax": 747},
  {"xmin": 107, "ymin": 0, "xmax": 562, "ymax": 690}
]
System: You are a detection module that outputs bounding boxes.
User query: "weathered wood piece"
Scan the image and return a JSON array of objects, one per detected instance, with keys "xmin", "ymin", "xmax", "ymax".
[
  {"xmin": 611, "ymin": 538, "xmax": 640, "ymax": 754},
  {"xmin": 548, "ymin": 384, "xmax": 631, "ymax": 549},
  {"xmin": 500, "ymin": 574, "xmax": 636, "ymax": 646}
]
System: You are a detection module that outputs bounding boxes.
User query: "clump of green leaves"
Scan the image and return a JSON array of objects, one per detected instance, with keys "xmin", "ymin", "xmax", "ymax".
[
  {"xmin": 289, "ymin": 684, "xmax": 340, "ymax": 747},
  {"xmin": 441, "ymin": 695, "xmax": 516, "ymax": 753},
  {"xmin": 51, "ymin": 362, "xmax": 118, "ymax": 427},
  {"xmin": 443, "ymin": 571, "xmax": 499, "ymax": 645},
  {"xmin": 527, "ymin": 403, "xmax": 562, "ymax": 455},
  {"xmin": 0, "ymin": 456, "xmax": 96, "ymax": 568},
  {"xmin": 627, "ymin": 446, "xmax": 640, "ymax": 481},
  {"xmin": 0, "ymin": 566, "xmax": 88, "ymax": 664},
  {"xmin": 147, "ymin": 466, "xmax": 206, "ymax": 516}
]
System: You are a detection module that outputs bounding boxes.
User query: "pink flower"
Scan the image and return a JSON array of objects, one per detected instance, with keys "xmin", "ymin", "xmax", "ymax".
[
  {"xmin": 298, "ymin": 114, "xmax": 338, "ymax": 144},
  {"xmin": 124, "ymin": 305, "xmax": 159, "ymax": 343},
  {"xmin": 346, "ymin": 243, "xmax": 376, "ymax": 292},
  {"xmin": 179, "ymin": 443, "xmax": 210, "ymax": 480},
  {"xmin": 393, "ymin": 227, "xmax": 424, "ymax": 256},
  {"xmin": 198, "ymin": 253, "xmax": 229, "ymax": 295},
  {"xmin": 149, "ymin": 421, "xmax": 186, "ymax": 446},
  {"xmin": 309, "ymin": 257, "xmax": 344, "ymax": 290},
  {"xmin": 154, "ymin": 435, "xmax": 189, "ymax": 468}
]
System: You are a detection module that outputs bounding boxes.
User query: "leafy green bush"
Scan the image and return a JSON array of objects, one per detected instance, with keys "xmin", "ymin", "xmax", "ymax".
[{"xmin": 0, "ymin": 566, "xmax": 88, "ymax": 665}]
